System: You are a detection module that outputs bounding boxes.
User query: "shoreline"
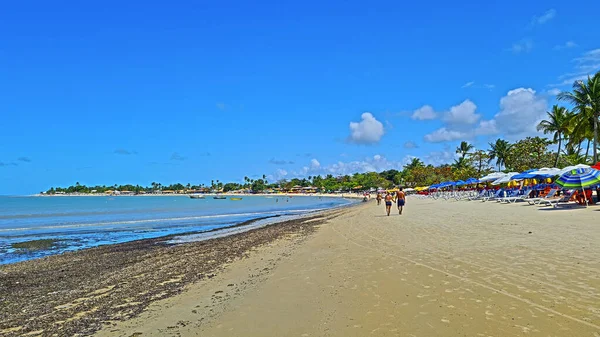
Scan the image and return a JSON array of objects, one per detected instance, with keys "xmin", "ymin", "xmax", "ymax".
[
  {"xmin": 0, "ymin": 206, "xmax": 350, "ymax": 336},
  {"xmin": 27, "ymin": 193, "xmax": 367, "ymax": 199}
]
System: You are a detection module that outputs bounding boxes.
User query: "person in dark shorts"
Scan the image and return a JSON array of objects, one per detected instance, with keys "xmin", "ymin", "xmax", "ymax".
[
  {"xmin": 384, "ymin": 192, "xmax": 393, "ymax": 216},
  {"xmin": 397, "ymin": 187, "xmax": 406, "ymax": 215}
]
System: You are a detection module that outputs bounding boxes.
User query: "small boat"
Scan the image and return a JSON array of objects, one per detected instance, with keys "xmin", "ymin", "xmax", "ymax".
[
  {"xmin": 230, "ymin": 197, "xmax": 243, "ymax": 201},
  {"xmin": 213, "ymin": 196, "xmax": 227, "ymax": 200},
  {"xmin": 189, "ymin": 194, "xmax": 205, "ymax": 199}
]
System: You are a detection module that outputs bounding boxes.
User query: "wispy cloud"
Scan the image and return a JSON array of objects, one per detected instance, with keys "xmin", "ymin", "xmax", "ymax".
[
  {"xmin": 554, "ymin": 41, "xmax": 577, "ymax": 50},
  {"xmin": 461, "ymin": 82, "xmax": 495, "ymax": 90},
  {"xmin": 114, "ymin": 149, "xmax": 137, "ymax": 155},
  {"xmin": 552, "ymin": 48, "xmax": 600, "ymax": 86},
  {"xmin": 216, "ymin": 103, "xmax": 226, "ymax": 110},
  {"xmin": 17, "ymin": 157, "xmax": 31, "ymax": 162},
  {"xmin": 510, "ymin": 39, "xmax": 533, "ymax": 54},
  {"xmin": 0, "ymin": 162, "xmax": 18, "ymax": 167},
  {"xmin": 530, "ymin": 9, "xmax": 556, "ymax": 26},
  {"xmin": 170, "ymin": 152, "xmax": 187, "ymax": 161},
  {"xmin": 403, "ymin": 141, "xmax": 418, "ymax": 149},
  {"xmin": 269, "ymin": 158, "xmax": 295, "ymax": 165}
]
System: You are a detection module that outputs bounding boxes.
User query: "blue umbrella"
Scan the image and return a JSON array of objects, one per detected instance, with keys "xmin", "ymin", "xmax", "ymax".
[
  {"xmin": 455, "ymin": 180, "xmax": 466, "ymax": 186},
  {"xmin": 511, "ymin": 169, "xmax": 538, "ymax": 180},
  {"xmin": 555, "ymin": 168, "xmax": 600, "ymax": 189},
  {"xmin": 555, "ymin": 168, "xmax": 600, "ymax": 206}
]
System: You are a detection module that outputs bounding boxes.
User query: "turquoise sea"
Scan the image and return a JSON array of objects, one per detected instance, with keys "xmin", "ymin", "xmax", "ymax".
[{"xmin": 0, "ymin": 195, "xmax": 352, "ymax": 265}]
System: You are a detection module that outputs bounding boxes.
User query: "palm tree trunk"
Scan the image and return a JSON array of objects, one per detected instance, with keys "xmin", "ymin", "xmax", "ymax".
[
  {"xmin": 555, "ymin": 135, "xmax": 562, "ymax": 167},
  {"xmin": 585, "ymin": 140, "xmax": 591, "ymax": 160},
  {"xmin": 595, "ymin": 114, "xmax": 599, "ymax": 164}
]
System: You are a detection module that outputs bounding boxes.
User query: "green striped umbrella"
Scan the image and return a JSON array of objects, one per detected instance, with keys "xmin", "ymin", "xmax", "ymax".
[{"xmin": 555, "ymin": 168, "xmax": 600, "ymax": 189}]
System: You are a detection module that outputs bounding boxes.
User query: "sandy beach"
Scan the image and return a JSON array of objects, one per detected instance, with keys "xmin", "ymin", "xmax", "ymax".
[
  {"xmin": 3, "ymin": 198, "xmax": 600, "ymax": 336},
  {"xmin": 96, "ymin": 197, "xmax": 600, "ymax": 337}
]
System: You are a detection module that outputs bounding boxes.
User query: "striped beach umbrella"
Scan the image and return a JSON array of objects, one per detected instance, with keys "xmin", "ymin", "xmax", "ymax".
[{"xmin": 555, "ymin": 168, "xmax": 600, "ymax": 189}]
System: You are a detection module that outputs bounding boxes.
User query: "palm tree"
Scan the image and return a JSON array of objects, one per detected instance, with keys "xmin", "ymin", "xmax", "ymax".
[
  {"xmin": 452, "ymin": 157, "xmax": 469, "ymax": 170},
  {"xmin": 536, "ymin": 105, "xmax": 572, "ymax": 166},
  {"xmin": 488, "ymin": 139, "xmax": 512, "ymax": 171},
  {"xmin": 456, "ymin": 141, "xmax": 474, "ymax": 159},
  {"xmin": 558, "ymin": 72, "xmax": 600, "ymax": 163},
  {"xmin": 404, "ymin": 158, "xmax": 425, "ymax": 171}
]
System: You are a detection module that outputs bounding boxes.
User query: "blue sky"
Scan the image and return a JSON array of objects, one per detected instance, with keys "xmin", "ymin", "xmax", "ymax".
[{"xmin": 1, "ymin": 1, "xmax": 599, "ymax": 194}]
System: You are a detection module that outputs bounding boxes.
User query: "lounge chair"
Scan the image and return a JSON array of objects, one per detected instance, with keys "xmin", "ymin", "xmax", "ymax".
[
  {"xmin": 502, "ymin": 189, "xmax": 533, "ymax": 203},
  {"xmin": 497, "ymin": 189, "xmax": 518, "ymax": 203},
  {"xmin": 467, "ymin": 190, "xmax": 486, "ymax": 201},
  {"xmin": 539, "ymin": 190, "xmax": 575, "ymax": 207},
  {"xmin": 482, "ymin": 189, "xmax": 503, "ymax": 202},
  {"xmin": 524, "ymin": 189, "xmax": 558, "ymax": 205}
]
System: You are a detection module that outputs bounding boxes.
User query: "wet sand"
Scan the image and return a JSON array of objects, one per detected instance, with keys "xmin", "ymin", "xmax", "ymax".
[
  {"xmin": 95, "ymin": 197, "xmax": 600, "ymax": 337},
  {"xmin": 0, "ymin": 211, "xmax": 345, "ymax": 337}
]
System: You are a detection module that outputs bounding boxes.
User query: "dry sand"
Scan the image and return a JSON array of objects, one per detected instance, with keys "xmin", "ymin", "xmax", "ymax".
[{"xmin": 94, "ymin": 198, "xmax": 600, "ymax": 337}]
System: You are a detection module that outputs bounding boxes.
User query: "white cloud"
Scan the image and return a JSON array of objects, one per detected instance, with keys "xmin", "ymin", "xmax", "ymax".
[
  {"xmin": 424, "ymin": 128, "xmax": 468, "ymax": 143},
  {"xmin": 531, "ymin": 9, "xmax": 556, "ymax": 26},
  {"xmin": 511, "ymin": 39, "xmax": 533, "ymax": 54},
  {"xmin": 422, "ymin": 88, "xmax": 547, "ymax": 142},
  {"xmin": 443, "ymin": 99, "xmax": 480, "ymax": 125},
  {"xmin": 462, "ymin": 81, "xmax": 475, "ymax": 88},
  {"xmin": 554, "ymin": 41, "xmax": 577, "ymax": 50},
  {"xmin": 475, "ymin": 120, "xmax": 498, "ymax": 136},
  {"xmin": 348, "ymin": 112, "xmax": 385, "ymax": 144},
  {"xmin": 492, "ymin": 88, "xmax": 547, "ymax": 137},
  {"xmin": 423, "ymin": 150, "xmax": 460, "ymax": 166},
  {"xmin": 546, "ymin": 88, "xmax": 561, "ymax": 96},
  {"xmin": 483, "ymin": 84, "xmax": 495, "ymax": 90},
  {"xmin": 310, "ymin": 159, "xmax": 321, "ymax": 170},
  {"xmin": 411, "ymin": 105, "xmax": 437, "ymax": 120}
]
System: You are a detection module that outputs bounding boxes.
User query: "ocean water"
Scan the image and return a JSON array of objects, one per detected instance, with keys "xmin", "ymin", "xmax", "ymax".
[{"xmin": 0, "ymin": 195, "xmax": 352, "ymax": 265}]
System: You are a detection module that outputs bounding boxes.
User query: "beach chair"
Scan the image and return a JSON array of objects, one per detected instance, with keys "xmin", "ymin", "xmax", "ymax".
[
  {"xmin": 502, "ymin": 188, "xmax": 533, "ymax": 203},
  {"xmin": 524, "ymin": 189, "xmax": 558, "ymax": 205},
  {"xmin": 497, "ymin": 189, "xmax": 518, "ymax": 203},
  {"xmin": 467, "ymin": 190, "xmax": 486, "ymax": 201},
  {"xmin": 482, "ymin": 189, "xmax": 503, "ymax": 202},
  {"xmin": 539, "ymin": 190, "xmax": 575, "ymax": 207}
]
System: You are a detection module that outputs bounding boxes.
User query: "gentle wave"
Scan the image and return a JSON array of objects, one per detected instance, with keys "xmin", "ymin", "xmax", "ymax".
[{"xmin": 0, "ymin": 208, "xmax": 324, "ymax": 233}]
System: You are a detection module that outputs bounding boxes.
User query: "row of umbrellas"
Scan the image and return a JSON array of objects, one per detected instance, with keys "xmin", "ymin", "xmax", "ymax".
[{"xmin": 429, "ymin": 164, "xmax": 600, "ymax": 190}]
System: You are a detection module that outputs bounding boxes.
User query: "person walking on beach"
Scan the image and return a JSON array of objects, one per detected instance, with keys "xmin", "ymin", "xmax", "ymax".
[
  {"xmin": 384, "ymin": 192, "xmax": 393, "ymax": 216},
  {"xmin": 396, "ymin": 187, "xmax": 406, "ymax": 215},
  {"xmin": 376, "ymin": 193, "xmax": 382, "ymax": 205}
]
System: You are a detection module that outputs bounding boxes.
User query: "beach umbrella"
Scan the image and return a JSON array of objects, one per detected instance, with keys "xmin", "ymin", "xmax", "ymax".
[
  {"xmin": 555, "ymin": 168, "xmax": 600, "ymax": 188},
  {"xmin": 479, "ymin": 172, "xmax": 506, "ymax": 182},
  {"xmin": 491, "ymin": 172, "xmax": 520, "ymax": 185},
  {"xmin": 511, "ymin": 169, "xmax": 538, "ymax": 180},
  {"xmin": 557, "ymin": 164, "xmax": 590, "ymax": 176},
  {"xmin": 529, "ymin": 167, "xmax": 561, "ymax": 177},
  {"xmin": 455, "ymin": 180, "xmax": 466, "ymax": 186},
  {"xmin": 592, "ymin": 162, "xmax": 600, "ymax": 170},
  {"xmin": 554, "ymin": 168, "xmax": 600, "ymax": 206}
]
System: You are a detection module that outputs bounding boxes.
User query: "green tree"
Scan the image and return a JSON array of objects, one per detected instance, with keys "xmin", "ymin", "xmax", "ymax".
[
  {"xmin": 536, "ymin": 105, "xmax": 572, "ymax": 166},
  {"xmin": 488, "ymin": 139, "xmax": 512, "ymax": 171},
  {"xmin": 504, "ymin": 137, "xmax": 554, "ymax": 172},
  {"xmin": 558, "ymin": 72, "xmax": 600, "ymax": 163}
]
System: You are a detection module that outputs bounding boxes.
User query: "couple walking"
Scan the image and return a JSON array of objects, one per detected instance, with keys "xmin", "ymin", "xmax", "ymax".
[{"xmin": 384, "ymin": 188, "xmax": 405, "ymax": 216}]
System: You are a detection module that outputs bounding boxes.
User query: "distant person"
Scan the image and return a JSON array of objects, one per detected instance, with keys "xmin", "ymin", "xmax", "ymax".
[
  {"xmin": 384, "ymin": 192, "xmax": 393, "ymax": 216},
  {"xmin": 396, "ymin": 187, "xmax": 406, "ymax": 215},
  {"xmin": 376, "ymin": 193, "xmax": 382, "ymax": 205}
]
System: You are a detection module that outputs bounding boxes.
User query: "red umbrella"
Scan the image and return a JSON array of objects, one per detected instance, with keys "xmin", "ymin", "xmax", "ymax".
[{"xmin": 593, "ymin": 162, "xmax": 600, "ymax": 170}]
